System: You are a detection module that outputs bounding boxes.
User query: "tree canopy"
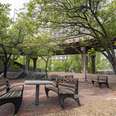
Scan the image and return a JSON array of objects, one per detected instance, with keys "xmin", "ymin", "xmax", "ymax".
[
  {"xmin": 25, "ymin": 0, "xmax": 116, "ymax": 73},
  {"xmin": 0, "ymin": 0, "xmax": 116, "ymax": 76}
]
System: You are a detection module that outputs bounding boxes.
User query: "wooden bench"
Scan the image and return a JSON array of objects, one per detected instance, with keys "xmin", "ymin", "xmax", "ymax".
[
  {"xmin": 0, "ymin": 79, "xmax": 24, "ymax": 114},
  {"xmin": 92, "ymin": 75, "xmax": 109, "ymax": 88},
  {"xmin": 45, "ymin": 74, "xmax": 74, "ymax": 97},
  {"xmin": 45, "ymin": 78, "xmax": 80, "ymax": 108}
]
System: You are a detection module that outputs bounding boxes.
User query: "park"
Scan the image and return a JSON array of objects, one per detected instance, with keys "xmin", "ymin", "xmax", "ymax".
[{"xmin": 0, "ymin": 0, "xmax": 116, "ymax": 116}]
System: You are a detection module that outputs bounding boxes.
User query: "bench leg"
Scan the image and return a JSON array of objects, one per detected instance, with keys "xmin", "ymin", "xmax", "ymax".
[
  {"xmin": 99, "ymin": 83, "xmax": 102, "ymax": 88},
  {"xmin": 35, "ymin": 85, "xmax": 40, "ymax": 105},
  {"xmin": 92, "ymin": 80, "xmax": 95, "ymax": 86},
  {"xmin": 45, "ymin": 87, "xmax": 49, "ymax": 98},
  {"xmin": 59, "ymin": 95, "xmax": 64, "ymax": 109},
  {"xmin": 75, "ymin": 98, "xmax": 81, "ymax": 106},
  {"xmin": 106, "ymin": 83, "xmax": 109, "ymax": 88},
  {"xmin": 14, "ymin": 99, "xmax": 22, "ymax": 114}
]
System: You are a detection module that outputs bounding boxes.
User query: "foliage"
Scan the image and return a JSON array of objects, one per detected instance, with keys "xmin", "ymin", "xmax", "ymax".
[
  {"xmin": 96, "ymin": 52, "xmax": 112, "ymax": 70},
  {"xmin": 88, "ymin": 48, "xmax": 96, "ymax": 56},
  {"xmin": 0, "ymin": 3, "xmax": 27, "ymax": 77},
  {"xmin": 26, "ymin": 0, "xmax": 116, "ymax": 73},
  {"xmin": 14, "ymin": 8, "xmax": 63, "ymax": 78},
  {"xmin": 47, "ymin": 55, "xmax": 82, "ymax": 72},
  {"xmin": 0, "ymin": 3, "xmax": 14, "ymax": 77}
]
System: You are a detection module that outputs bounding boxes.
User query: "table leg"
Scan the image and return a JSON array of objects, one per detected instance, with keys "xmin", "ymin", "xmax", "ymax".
[{"xmin": 35, "ymin": 84, "xmax": 39, "ymax": 105}]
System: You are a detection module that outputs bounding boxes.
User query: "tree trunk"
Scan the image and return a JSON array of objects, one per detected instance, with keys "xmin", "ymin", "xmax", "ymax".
[
  {"xmin": 32, "ymin": 58, "xmax": 37, "ymax": 71},
  {"xmin": 3, "ymin": 62, "xmax": 8, "ymax": 78},
  {"xmin": 86, "ymin": 55, "xmax": 88, "ymax": 73},
  {"xmin": 91, "ymin": 55, "xmax": 96, "ymax": 74},
  {"xmin": 27, "ymin": 57, "xmax": 30, "ymax": 71},
  {"xmin": 25, "ymin": 56, "xmax": 29, "ymax": 74},
  {"xmin": 103, "ymin": 52, "xmax": 116, "ymax": 74},
  {"xmin": 45, "ymin": 59, "xmax": 49, "ymax": 79},
  {"xmin": 110, "ymin": 57, "xmax": 116, "ymax": 74},
  {"xmin": 48, "ymin": 59, "xmax": 52, "ymax": 71}
]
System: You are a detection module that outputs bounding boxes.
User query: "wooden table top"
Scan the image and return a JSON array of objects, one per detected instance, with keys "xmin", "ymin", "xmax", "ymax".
[{"xmin": 24, "ymin": 80, "xmax": 54, "ymax": 85}]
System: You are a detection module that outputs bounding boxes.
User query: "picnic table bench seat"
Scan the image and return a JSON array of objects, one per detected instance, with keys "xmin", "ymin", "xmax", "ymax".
[{"xmin": 0, "ymin": 79, "xmax": 24, "ymax": 114}]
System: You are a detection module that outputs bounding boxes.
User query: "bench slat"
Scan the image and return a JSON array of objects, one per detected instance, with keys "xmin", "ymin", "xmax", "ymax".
[
  {"xmin": 0, "ymin": 86, "xmax": 7, "ymax": 92},
  {"xmin": 0, "ymin": 83, "xmax": 6, "ymax": 86},
  {"xmin": 0, "ymin": 80, "xmax": 24, "ymax": 114}
]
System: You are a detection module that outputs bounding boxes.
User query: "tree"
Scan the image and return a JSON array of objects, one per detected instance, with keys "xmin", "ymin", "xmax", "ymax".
[
  {"xmin": 0, "ymin": 3, "xmax": 28, "ymax": 78},
  {"xmin": 20, "ymin": 31, "xmax": 60, "ymax": 78},
  {"xmin": 27, "ymin": 0, "xmax": 116, "ymax": 73},
  {"xmin": 11, "ymin": 5, "xmax": 63, "ymax": 79},
  {"xmin": 88, "ymin": 48, "xmax": 96, "ymax": 73},
  {"xmin": 0, "ymin": 3, "xmax": 10, "ymax": 77},
  {"xmin": 0, "ymin": 4, "xmax": 18, "ymax": 77}
]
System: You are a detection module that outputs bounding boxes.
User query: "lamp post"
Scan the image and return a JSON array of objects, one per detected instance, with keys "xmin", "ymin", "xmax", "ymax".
[{"xmin": 81, "ymin": 47, "xmax": 87, "ymax": 81}]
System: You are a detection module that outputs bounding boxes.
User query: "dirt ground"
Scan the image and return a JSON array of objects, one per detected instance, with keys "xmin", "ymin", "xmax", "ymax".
[{"xmin": 12, "ymin": 79, "xmax": 116, "ymax": 116}]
